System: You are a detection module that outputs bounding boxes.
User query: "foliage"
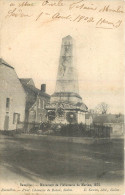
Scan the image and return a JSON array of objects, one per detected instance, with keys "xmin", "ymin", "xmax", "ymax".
[
  {"xmin": 95, "ymin": 102, "xmax": 109, "ymax": 114},
  {"xmin": 0, "ymin": 129, "xmax": 24, "ymax": 136},
  {"xmin": 66, "ymin": 112, "xmax": 77, "ymax": 123},
  {"xmin": 58, "ymin": 123, "xmax": 111, "ymax": 138},
  {"xmin": 56, "ymin": 107, "xmax": 64, "ymax": 117},
  {"xmin": 28, "ymin": 122, "xmax": 111, "ymax": 138},
  {"xmin": 39, "ymin": 121, "xmax": 51, "ymax": 130},
  {"xmin": 29, "ymin": 126, "xmax": 39, "ymax": 134},
  {"xmin": 48, "ymin": 111, "xmax": 56, "ymax": 121}
]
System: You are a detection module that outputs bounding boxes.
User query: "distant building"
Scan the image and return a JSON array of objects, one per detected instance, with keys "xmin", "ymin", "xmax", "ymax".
[
  {"xmin": 93, "ymin": 114, "xmax": 124, "ymax": 135},
  {"xmin": 0, "ymin": 58, "xmax": 26, "ymax": 130},
  {"xmin": 20, "ymin": 79, "xmax": 50, "ymax": 130}
]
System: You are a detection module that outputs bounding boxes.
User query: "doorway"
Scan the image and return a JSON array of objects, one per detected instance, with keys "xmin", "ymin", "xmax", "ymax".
[{"xmin": 4, "ymin": 114, "xmax": 9, "ymax": 130}]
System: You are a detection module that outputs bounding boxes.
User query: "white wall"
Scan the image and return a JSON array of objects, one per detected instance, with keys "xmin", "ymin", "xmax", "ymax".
[
  {"xmin": 78, "ymin": 111, "xmax": 85, "ymax": 123},
  {"xmin": 0, "ymin": 64, "xmax": 26, "ymax": 130}
]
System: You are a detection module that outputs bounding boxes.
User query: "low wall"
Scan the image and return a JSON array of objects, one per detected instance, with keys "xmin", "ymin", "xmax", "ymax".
[{"xmin": 15, "ymin": 134, "xmax": 111, "ymax": 144}]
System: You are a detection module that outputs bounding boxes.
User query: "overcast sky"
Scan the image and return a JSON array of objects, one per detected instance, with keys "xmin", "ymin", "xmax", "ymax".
[{"xmin": 1, "ymin": 0, "xmax": 124, "ymax": 114}]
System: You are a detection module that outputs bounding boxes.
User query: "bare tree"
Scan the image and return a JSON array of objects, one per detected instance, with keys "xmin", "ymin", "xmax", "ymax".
[{"xmin": 95, "ymin": 102, "xmax": 109, "ymax": 114}]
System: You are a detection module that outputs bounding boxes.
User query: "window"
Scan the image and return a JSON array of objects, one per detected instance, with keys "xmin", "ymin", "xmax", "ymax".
[
  {"xmin": 6, "ymin": 98, "xmax": 10, "ymax": 109},
  {"xmin": 42, "ymin": 100, "xmax": 45, "ymax": 109},
  {"xmin": 38, "ymin": 99, "xmax": 41, "ymax": 108},
  {"xmin": 13, "ymin": 113, "xmax": 20, "ymax": 124}
]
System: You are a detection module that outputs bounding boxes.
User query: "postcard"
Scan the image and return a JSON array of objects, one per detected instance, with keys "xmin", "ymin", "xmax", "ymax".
[{"xmin": 0, "ymin": 0, "xmax": 124, "ymax": 194}]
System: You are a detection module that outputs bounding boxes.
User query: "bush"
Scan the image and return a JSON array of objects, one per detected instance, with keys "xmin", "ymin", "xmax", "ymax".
[
  {"xmin": 0, "ymin": 130, "xmax": 21, "ymax": 136},
  {"xmin": 60, "ymin": 123, "xmax": 87, "ymax": 137},
  {"xmin": 58, "ymin": 123, "xmax": 111, "ymax": 138},
  {"xmin": 39, "ymin": 122, "xmax": 51, "ymax": 130}
]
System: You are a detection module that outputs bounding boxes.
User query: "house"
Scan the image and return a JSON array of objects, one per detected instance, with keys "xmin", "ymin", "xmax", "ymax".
[
  {"xmin": 0, "ymin": 58, "xmax": 50, "ymax": 131},
  {"xmin": 19, "ymin": 79, "xmax": 50, "ymax": 131},
  {"xmin": 93, "ymin": 114, "xmax": 124, "ymax": 135},
  {"xmin": 0, "ymin": 58, "xmax": 26, "ymax": 130}
]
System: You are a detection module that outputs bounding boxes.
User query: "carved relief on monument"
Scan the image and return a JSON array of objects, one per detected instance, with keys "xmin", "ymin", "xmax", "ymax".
[
  {"xmin": 62, "ymin": 44, "xmax": 72, "ymax": 56},
  {"xmin": 48, "ymin": 110, "xmax": 56, "ymax": 121},
  {"xmin": 56, "ymin": 104, "xmax": 65, "ymax": 117},
  {"xmin": 66, "ymin": 112, "xmax": 77, "ymax": 124},
  {"xmin": 59, "ymin": 56, "xmax": 71, "ymax": 76}
]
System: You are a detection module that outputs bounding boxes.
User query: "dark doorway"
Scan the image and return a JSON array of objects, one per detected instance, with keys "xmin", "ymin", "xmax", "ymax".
[{"xmin": 4, "ymin": 114, "xmax": 9, "ymax": 130}]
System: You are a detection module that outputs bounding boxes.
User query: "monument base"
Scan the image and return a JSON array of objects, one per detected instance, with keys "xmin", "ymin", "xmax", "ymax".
[
  {"xmin": 51, "ymin": 92, "xmax": 83, "ymax": 104},
  {"xmin": 46, "ymin": 102, "xmax": 87, "ymax": 124},
  {"xmin": 46, "ymin": 35, "xmax": 88, "ymax": 125}
]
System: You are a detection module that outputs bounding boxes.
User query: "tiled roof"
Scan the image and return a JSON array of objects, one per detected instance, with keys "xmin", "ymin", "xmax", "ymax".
[
  {"xmin": 21, "ymin": 83, "xmax": 50, "ymax": 98},
  {"xmin": 76, "ymin": 102, "xmax": 88, "ymax": 111},
  {"xmin": 19, "ymin": 78, "xmax": 35, "ymax": 86},
  {"xmin": 20, "ymin": 80, "xmax": 50, "ymax": 110},
  {"xmin": 0, "ymin": 58, "xmax": 14, "ymax": 69},
  {"xmin": 46, "ymin": 101, "xmax": 87, "ymax": 112}
]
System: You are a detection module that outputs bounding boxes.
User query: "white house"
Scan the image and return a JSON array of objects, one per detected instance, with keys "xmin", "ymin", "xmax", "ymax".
[{"xmin": 0, "ymin": 58, "xmax": 26, "ymax": 130}]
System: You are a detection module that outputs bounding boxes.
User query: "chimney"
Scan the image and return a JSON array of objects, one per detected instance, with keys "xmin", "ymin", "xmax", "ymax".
[{"xmin": 41, "ymin": 84, "xmax": 46, "ymax": 92}]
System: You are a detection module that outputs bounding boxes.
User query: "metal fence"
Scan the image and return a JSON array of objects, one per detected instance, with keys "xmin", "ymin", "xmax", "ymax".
[{"xmin": 15, "ymin": 122, "xmax": 111, "ymax": 138}]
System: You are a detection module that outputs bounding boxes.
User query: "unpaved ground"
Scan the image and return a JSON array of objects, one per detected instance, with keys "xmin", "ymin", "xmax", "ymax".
[{"xmin": 0, "ymin": 135, "xmax": 124, "ymax": 184}]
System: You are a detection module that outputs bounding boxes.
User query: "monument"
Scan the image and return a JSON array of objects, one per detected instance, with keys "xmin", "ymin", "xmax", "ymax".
[{"xmin": 46, "ymin": 35, "xmax": 88, "ymax": 124}]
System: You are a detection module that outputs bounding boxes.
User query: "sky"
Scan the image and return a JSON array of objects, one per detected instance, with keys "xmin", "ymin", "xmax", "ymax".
[{"xmin": 1, "ymin": 0, "xmax": 124, "ymax": 114}]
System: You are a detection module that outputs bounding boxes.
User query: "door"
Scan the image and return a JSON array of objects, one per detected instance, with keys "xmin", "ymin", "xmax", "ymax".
[{"xmin": 4, "ymin": 115, "xmax": 9, "ymax": 130}]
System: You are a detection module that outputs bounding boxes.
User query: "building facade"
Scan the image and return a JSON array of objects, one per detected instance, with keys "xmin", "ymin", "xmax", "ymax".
[
  {"xmin": 20, "ymin": 79, "xmax": 50, "ymax": 131},
  {"xmin": 93, "ymin": 114, "xmax": 124, "ymax": 135},
  {"xmin": 0, "ymin": 58, "xmax": 50, "ymax": 131},
  {"xmin": 0, "ymin": 59, "xmax": 26, "ymax": 130}
]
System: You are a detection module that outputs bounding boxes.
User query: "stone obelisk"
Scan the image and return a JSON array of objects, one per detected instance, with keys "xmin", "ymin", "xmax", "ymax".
[
  {"xmin": 46, "ymin": 35, "xmax": 88, "ymax": 124},
  {"xmin": 51, "ymin": 35, "xmax": 82, "ymax": 104}
]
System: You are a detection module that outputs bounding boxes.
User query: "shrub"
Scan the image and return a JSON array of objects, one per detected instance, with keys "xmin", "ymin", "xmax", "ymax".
[
  {"xmin": 39, "ymin": 122, "xmax": 51, "ymax": 130},
  {"xmin": 58, "ymin": 123, "xmax": 111, "ymax": 138}
]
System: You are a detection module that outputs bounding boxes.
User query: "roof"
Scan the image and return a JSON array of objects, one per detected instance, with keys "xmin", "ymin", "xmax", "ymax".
[
  {"xmin": 19, "ymin": 78, "xmax": 35, "ymax": 86},
  {"xmin": 20, "ymin": 80, "xmax": 50, "ymax": 110},
  {"xmin": 0, "ymin": 58, "xmax": 14, "ymax": 69},
  {"xmin": 76, "ymin": 102, "xmax": 88, "ymax": 109},
  {"xmin": 93, "ymin": 114, "xmax": 124, "ymax": 124},
  {"xmin": 21, "ymin": 83, "xmax": 50, "ymax": 98},
  {"xmin": 46, "ymin": 101, "xmax": 88, "ymax": 112}
]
